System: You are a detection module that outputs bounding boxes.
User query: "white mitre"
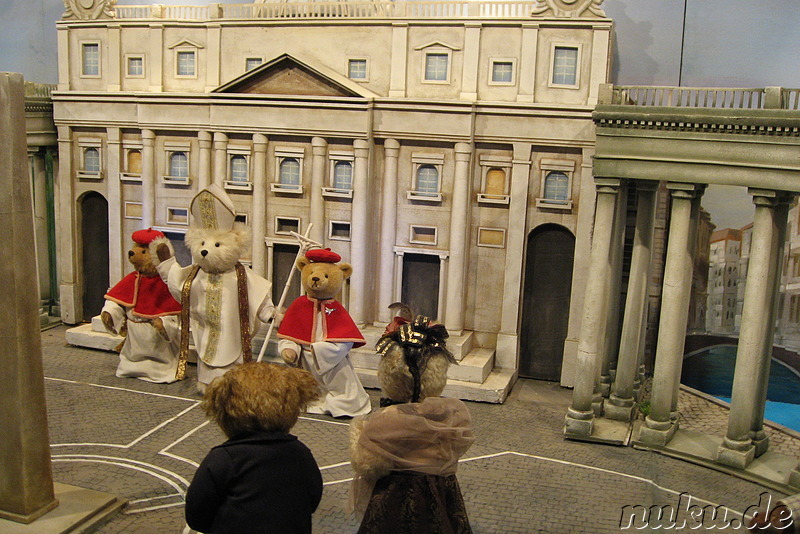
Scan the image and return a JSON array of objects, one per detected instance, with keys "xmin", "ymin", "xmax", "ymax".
[{"xmin": 190, "ymin": 184, "xmax": 236, "ymax": 231}]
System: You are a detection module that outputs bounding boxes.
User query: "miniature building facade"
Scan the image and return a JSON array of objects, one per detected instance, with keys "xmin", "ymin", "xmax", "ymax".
[{"xmin": 53, "ymin": 0, "xmax": 613, "ymax": 399}]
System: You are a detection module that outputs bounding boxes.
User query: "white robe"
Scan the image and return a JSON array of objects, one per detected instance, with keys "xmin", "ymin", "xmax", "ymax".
[
  {"xmin": 102, "ymin": 300, "xmax": 180, "ymax": 383},
  {"xmin": 157, "ymin": 257, "xmax": 275, "ymax": 385},
  {"xmin": 279, "ymin": 309, "xmax": 371, "ymax": 418}
]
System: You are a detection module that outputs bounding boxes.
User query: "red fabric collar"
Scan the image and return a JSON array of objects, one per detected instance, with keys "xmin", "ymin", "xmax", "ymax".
[
  {"xmin": 277, "ymin": 295, "xmax": 365, "ymax": 347},
  {"xmin": 105, "ymin": 272, "xmax": 181, "ymax": 318}
]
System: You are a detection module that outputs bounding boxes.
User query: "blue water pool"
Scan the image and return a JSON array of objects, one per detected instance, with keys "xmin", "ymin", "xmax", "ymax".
[{"xmin": 681, "ymin": 345, "xmax": 800, "ymax": 431}]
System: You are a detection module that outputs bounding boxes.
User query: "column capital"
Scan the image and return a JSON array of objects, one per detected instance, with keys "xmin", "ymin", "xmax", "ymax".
[
  {"xmin": 213, "ymin": 132, "xmax": 228, "ymax": 146},
  {"xmin": 198, "ymin": 130, "xmax": 212, "ymax": 145},
  {"xmin": 747, "ymin": 189, "xmax": 795, "ymax": 207},
  {"xmin": 312, "ymin": 137, "xmax": 327, "ymax": 156},
  {"xmin": 594, "ymin": 177, "xmax": 621, "ymax": 194},
  {"xmin": 384, "ymin": 138, "xmax": 400, "ymax": 157},
  {"xmin": 666, "ymin": 181, "xmax": 701, "ymax": 200},
  {"xmin": 253, "ymin": 133, "xmax": 268, "ymax": 150},
  {"xmin": 142, "ymin": 129, "xmax": 155, "ymax": 144},
  {"xmin": 354, "ymin": 138, "xmax": 370, "ymax": 157}
]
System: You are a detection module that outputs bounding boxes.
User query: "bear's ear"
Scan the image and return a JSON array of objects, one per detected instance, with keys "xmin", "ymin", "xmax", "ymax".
[
  {"xmin": 296, "ymin": 257, "xmax": 310, "ymax": 271},
  {"xmin": 339, "ymin": 262, "xmax": 353, "ymax": 279}
]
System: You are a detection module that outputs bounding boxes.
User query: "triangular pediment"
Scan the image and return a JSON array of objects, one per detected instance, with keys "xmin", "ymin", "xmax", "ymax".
[{"xmin": 213, "ymin": 54, "xmax": 376, "ymax": 98}]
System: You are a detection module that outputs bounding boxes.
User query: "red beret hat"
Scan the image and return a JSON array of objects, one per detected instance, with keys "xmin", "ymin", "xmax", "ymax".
[
  {"xmin": 305, "ymin": 248, "xmax": 341, "ymax": 263},
  {"xmin": 132, "ymin": 228, "xmax": 165, "ymax": 246}
]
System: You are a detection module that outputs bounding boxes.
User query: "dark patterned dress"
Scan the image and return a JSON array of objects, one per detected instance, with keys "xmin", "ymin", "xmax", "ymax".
[{"xmin": 350, "ymin": 397, "xmax": 474, "ymax": 534}]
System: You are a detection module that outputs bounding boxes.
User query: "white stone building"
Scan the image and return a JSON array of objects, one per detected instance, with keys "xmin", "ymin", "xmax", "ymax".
[
  {"xmin": 706, "ymin": 228, "xmax": 741, "ymax": 334},
  {"xmin": 54, "ymin": 0, "xmax": 613, "ymax": 400}
]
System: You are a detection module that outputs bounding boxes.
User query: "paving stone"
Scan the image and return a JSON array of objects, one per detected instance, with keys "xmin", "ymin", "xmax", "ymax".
[{"xmin": 35, "ymin": 325, "xmax": 799, "ymax": 533}]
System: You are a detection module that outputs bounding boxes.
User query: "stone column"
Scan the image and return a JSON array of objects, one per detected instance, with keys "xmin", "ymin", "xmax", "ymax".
[
  {"xmin": 148, "ymin": 24, "xmax": 164, "ymax": 92},
  {"xmin": 106, "ymin": 127, "xmax": 124, "ymax": 283},
  {"xmin": 444, "ymin": 143, "xmax": 472, "ymax": 333},
  {"xmin": 752, "ymin": 193, "xmax": 792, "ymax": 456},
  {"xmin": 251, "ymin": 134, "xmax": 268, "ymax": 277},
  {"xmin": 639, "ymin": 183, "xmax": 698, "ymax": 447},
  {"xmin": 606, "ymin": 181, "xmax": 657, "ymax": 422},
  {"xmin": 197, "ymin": 131, "xmax": 212, "ymax": 190},
  {"xmin": 516, "ymin": 24, "xmax": 539, "ymax": 103},
  {"xmin": 496, "ymin": 143, "xmax": 532, "ymax": 369},
  {"xmin": 140, "ymin": 129, "xmax": 156, "ymax": 228},
  {"xmin": 0, "ymin": 71, "xmax": 58, "ymax": 524},
  {"xmin": 56, "ymin": 125, "xmax": 78, "ymax": 323},
  {"xmin": 108, "ymin": 26, "xmax": 121, "ymax": 91},
  {"xmin": 378, "ymin": 139, "xmax": 400, "ymax": 323},
  {"xmin": 213, "ymin": 132, "xmax": 228, "ymax": 187},
  {"xmin": 349, "ymin": 139, "xmax": 370, "ymax": 324},
  {"xmin": 564, "ymin": 178, "xmax": 621, "ymax": 438},
  {"xmin": 599, "ymin": 182, "xmax": 628, "ymax": 400},
  {"xmin": 310, "ymin": 137, "xmax": 327, "ymax": 245},
  {"xmin": 205, "ymin": 23, "xmax": 221, "ymax": 92},
  {"xmin": 30, "ymin": 150, "xmax": 50, "ymax": 302},
  {"xmin": 717, "ymin": 190, "xmax": 784, "ymax": 469}
]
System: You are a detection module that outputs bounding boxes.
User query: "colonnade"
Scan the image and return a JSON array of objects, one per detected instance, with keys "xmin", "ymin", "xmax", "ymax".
[
  {"xmin": 565, "ymin": 177, "xmax": 795, "ymax": 472},
  {"xmin": 57, "ymin": 126, "xmax": 476, "ymax": 330}
]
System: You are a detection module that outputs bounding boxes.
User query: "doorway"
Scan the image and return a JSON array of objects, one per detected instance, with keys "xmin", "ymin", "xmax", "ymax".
[
  {"xmin": 401, "ymin": 253, "xmax": 440, "ymax": 319},
  {"xmin": 80, "ymin": 192, "xmax": 109, "ymax": 321},
  {"xmin": 519, "ymin": 224, "xmax": 575, "ymax": 380},
  {"xmin": 273, "ymin": 243, "xmax": 302, "ymax": 306}
]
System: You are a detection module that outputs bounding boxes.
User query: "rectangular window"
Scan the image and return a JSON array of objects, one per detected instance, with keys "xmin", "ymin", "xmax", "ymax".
[
  {"xmin": 348, "ymin": 59, "xmax": 367, "ymax": 80},
  {"xmin": 410, "ymin": 225, "xmax": 437, "ymax": 245},
  {"xmin": 177, "ymin": 51, "xmax": 196, "ymax": 76},
  {"xmin": 127, "ymin": 56, "xmax": 144, "ymax": 77},
  {"xmin": 491, "ymin": 61, "xmax": 514, "ymax": 83},
  {"xmin": 424, "ymin": 53, "xmax": 449, "ymax": 82},
  {"xmin": 276, "ymin": 217, "xmax": 300, "ymax": 235},
  {"xmin": 245, "ymin": 57, "xmax": 263, "ymax": 71},
  {"xmin": 82, "ymin": 43, "xmax": 100, "ymax": 76},
  {"xmin": 552, "ymin": 46, "xmax": 578, "ymax": 86},
  {"xmin": 330, "ymin": 221, "xmax": 351, "ymax": 241},
  {"xmin": 167, "ymin": 207, "xmax": 189, "ymax": 225},
  {"xmin": 124, "ymin": 202, "xmax": 143, "ymax": 220}
]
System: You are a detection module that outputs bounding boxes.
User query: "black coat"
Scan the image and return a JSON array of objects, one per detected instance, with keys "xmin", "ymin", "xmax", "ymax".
[{"xmin": 185, "ymin": 431, "xmax": 323, "ymax": 534}]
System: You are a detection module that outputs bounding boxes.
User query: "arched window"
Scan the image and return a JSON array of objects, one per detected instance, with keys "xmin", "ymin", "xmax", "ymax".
[
  {"xmin": 484, "ymin": 168, "xmax": 506, "ymax": 198},
  {"xmin": 280, "ymin": 158, "xmax": 300, "ymax": 185},
  {"xmin": 543, "ymin": 171, "xmax": 569, "ymax": 202},
  {"xmin": 169, "ymin": 152, "xmax": 188, "ymax": 178},
  {"xmin": 84, "ymin": 148, "xmax": 100, "ymax": 173},
  {"xmin": 127, "ymin": 150, "xmax": 142, "ymax": 174},
  {"xmin": 416, "ymin": 165, "xmax": 439, "ymax": 195},
  {"xmin": 230, "ymin": 155, "xmax": 248, "ymax": 182},
  {"xmin": 333, "ymin": 161, "xmax": 353, "ymax": 190}
]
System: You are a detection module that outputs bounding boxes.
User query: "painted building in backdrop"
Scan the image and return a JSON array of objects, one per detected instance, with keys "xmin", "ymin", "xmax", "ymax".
[{"xmin": 53, "ymin": 0, "xmax": 613, "ymax": 400}]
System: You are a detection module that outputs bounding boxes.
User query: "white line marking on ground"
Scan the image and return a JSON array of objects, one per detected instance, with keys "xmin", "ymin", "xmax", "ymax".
[
  {"xmin": 320, "ymin": 461, "xmax": 351, "ymax": 471},
  {"xmin": 157, "ymin": 421, "xmax": 212, "ymax": 468},
  {"xmin": 46, "ymin": 377, "xmax": 198, "ymax": 402},
  {"xmin": 319, "ymin": 450, "xmax": 747, "ymax": 517},
  {"xmin": 53, "ymin": 455, "xmax": 189, "ymax": 496},
  {"xmin": 126, "ymin": 502, "xmax": 186, "ymax": 514},
  {"xmin": 129, "ymin": 493, "xmax": 184, "ymax": 505},
  {"xmin": 299, "ymin": 416, "xmax": 351, "ymax": 427}
]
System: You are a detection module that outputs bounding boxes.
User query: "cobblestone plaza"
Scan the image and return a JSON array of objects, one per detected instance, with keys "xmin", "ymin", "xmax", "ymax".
[{"xmin": 30, "ymin": 325, "xmax": 799, "ymax": 533}]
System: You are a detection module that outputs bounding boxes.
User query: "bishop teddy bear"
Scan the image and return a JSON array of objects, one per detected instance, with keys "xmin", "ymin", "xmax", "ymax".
[
  {"xmin": 101, "ymin": 228, "xmax": 182, "ymax": 383},
  {"xmin": 277, "ymin": 248, "xmax": 371, "ymax": 418},
  {"xmin": 154, "ymin": 184, "xmax": 275, "ymax": 392}
]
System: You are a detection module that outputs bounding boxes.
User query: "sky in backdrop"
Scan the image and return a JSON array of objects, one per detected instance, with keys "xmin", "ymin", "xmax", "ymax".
[{"xmin": 3, "ymin": 0, "xmax": 799, "ymax": 230}]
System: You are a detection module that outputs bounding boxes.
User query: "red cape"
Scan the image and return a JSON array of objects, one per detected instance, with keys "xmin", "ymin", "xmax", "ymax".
[
  {"xmin": 105, "ymin": 272, "xmax": 182, "ymax": 319},
  {"xmin": 278, "ymin": 296, "xmax": 365, "ymax": 348}
]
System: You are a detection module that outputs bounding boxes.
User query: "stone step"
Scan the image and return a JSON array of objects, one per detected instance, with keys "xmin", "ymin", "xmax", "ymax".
[
  {"xmin": 350, "ymin": 345, "xmax": 494, "ymax": 384},
  {"xmin": 359, "ymin": 325, "xmax": 474, "ymax": 362},
  {"xmin": 66, "ymin": 323, "xmax": 123, "ymax": 352},
  {"xmin": 356, "ymin": 367, "xmax": 516, "ymax": 404}
]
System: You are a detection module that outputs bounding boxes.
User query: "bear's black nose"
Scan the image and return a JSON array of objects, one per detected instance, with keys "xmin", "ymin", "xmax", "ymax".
[
  {"xmin": 128, "ymin": 251, "xmax": 134, "ymax": 257},
  {"xmin": 201, "ymin": 250, "xmax": 208, "ymax": 257},
  {"xmin": 312, "ymin": 276, "xmax": 320, "ymax": 282}
]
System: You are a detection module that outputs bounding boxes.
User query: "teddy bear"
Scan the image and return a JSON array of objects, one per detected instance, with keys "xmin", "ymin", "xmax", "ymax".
[
  {"xmin": 101, "ymin": 228, "xmax": 182, "ymax": 383},
  {"xmin": 185, "ymin": 361, "xmax": 323, "ymax": 534},
  {"xmin": 153, "ymin": 184, "xmax": 275, "ymax": 392},
  {"xmin": 349, "ymin": 315, "xmax": 474, "ymax": 534},
  {"xmin": 277, "ymin": 247, "xmax": 371, "ymax": 418}
]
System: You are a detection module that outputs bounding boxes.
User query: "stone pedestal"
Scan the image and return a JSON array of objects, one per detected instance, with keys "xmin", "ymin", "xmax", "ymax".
[{"xmin": 0, "ymin": 71, "xmax": 58, "ymax": 523}]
